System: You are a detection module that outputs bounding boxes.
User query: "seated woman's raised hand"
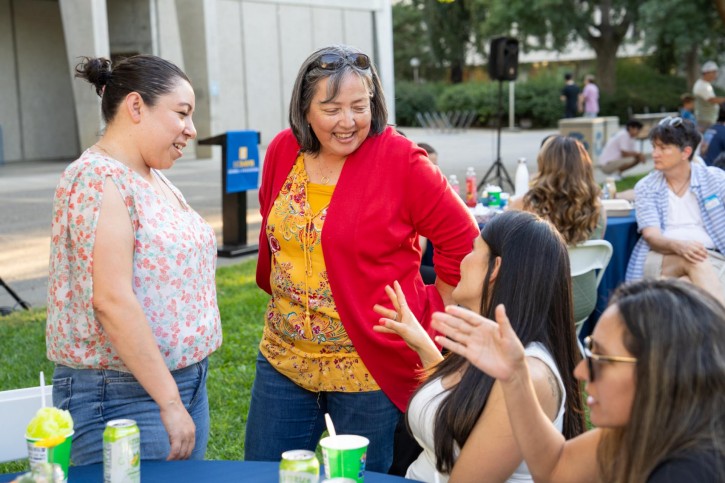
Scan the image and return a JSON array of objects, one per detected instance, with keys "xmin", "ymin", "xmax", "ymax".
[
  {"xmin": 431, "ymin": 304, "xmax": 527, "ymax": 383},
  {"xmin": 373, "ymin": 281, "xmax": 443, "ymax": 368}
]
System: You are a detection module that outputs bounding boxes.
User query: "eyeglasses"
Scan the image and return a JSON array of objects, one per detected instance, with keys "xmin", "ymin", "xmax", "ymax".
[
  {"xmin": 658, "ymin": 116, "xmax": 684, "ymax": 128},
  {"xmin": 583, "ymin": 336, "xmax": 637, "ymax": 382},
  {"xmin": 315, "ymin": 53, "xmax": 371, "ymax": 71}
]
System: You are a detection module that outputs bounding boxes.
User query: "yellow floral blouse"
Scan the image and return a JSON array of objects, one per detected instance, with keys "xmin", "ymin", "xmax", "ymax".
[{"xmin": 261, "ymin": 154, "xmax": 380, "ymax": 392}]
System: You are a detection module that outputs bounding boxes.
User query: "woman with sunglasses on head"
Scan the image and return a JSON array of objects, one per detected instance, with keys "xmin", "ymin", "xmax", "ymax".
[
  {"xmin": 46, "ymin": 55, "xmax": 220, "ymax": 464},
  {"xmin": 372, "ymin": 211, "xmax": 585, "ymax": 482},
  {"xmin": 625, "ymin": 117, "xmax": 725, "ymax": 303},
  {"xmin": 245, "ymin": 45, "xmax": 477, "ymax": 471},
  {"xmin": 432, "ymin": 278, "xmax": 725, "ymax": 482}
]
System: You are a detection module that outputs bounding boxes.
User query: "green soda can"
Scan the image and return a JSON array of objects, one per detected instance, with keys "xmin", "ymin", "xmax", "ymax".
[
  {"xmin": 279, "ymin": 449, "xmax": 320, "ymax": 483},
  {"xmin": 103, "ymin": 419, "xmax": 141, "ymax": 483}
]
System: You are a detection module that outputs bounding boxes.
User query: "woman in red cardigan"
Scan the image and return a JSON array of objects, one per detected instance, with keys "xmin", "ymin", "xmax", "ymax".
[{"xmin": 244, "ymin": 44, "xmax": 478, "ymax": 472}]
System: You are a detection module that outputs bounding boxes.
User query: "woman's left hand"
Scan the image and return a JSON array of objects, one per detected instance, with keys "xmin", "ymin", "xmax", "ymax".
[{"xmin": 373, "ymin": 281, "xmax": 443, "ymax": 367}]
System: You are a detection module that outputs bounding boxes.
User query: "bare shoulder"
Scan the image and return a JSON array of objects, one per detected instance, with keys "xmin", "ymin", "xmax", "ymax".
[{"xmin": 526, "ymin": 356, "xmax": 561, "ymax": 421}]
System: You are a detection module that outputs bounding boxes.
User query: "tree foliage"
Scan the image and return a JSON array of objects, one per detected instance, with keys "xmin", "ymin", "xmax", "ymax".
[{"xmin": 639, "ymin": 0, "xmax": 725, "ymax": 88}]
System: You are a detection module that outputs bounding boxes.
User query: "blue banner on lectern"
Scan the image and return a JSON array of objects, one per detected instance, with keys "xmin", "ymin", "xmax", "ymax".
[{"xmin": 225, "ymin": 131, "xmax": 260, "ymax": 194}]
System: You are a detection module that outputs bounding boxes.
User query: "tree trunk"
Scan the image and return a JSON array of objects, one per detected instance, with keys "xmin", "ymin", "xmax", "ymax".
[
  {"xmin": 591, "ymin": 41, "xmax": 619, "ymax": 94},
  {"xmin": 450, "ymin": 61, "xmax": 464, "ymax": 84},
  {"xmin": 683, "ymin": 45, "xmax": 699, "ymax": 90},
  {"xmin": 713, "ymin": 0, "xmax": 725, "ymax": 25}
]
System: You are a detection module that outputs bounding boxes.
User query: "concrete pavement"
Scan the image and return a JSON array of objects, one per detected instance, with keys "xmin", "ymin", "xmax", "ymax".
[{"xmin": 0, "ymin": 126, "xmax": 653, "ymax": 310}]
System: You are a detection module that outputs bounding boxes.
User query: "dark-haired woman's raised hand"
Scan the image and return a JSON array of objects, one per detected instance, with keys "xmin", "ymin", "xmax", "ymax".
[
  {"xmin": 373, "ymin": 281, "xmax": 443, "ymax": 368},
  {"xmin": 431, "ymin": 304, "xmax": 526, "ymax": 382}
]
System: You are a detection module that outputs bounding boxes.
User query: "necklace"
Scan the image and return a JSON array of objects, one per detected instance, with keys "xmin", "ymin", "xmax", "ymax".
[
  {"xmin": 316, "ymin": 158, "xmax": 332, "ymax": 185},
  {"xmin": 667, "ymin": 172, "xmax": 691, "ymax": 197}
]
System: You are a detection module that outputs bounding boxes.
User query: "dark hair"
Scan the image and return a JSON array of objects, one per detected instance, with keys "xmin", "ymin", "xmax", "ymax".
[
  {"xmin": 598, "ymin": 279, "xmax": 725, "ymax": 482},
  {"xmin": 75, "ymin": 55, "xmax": 190, "ymax": 123},
  {"xmin": 288, "ymin": 45, "xmax": 388, "ymax": 154},
  {"xmin": 417, "ymin": 142, "xmax": 436, "ymax": 155},
  {"xmin": 418, "ymin": 210, "xmax": 585, "ymax": 473},
  {"xmin": 564, "ymin": 72, "xmax": 573, "ymax": 81},
  {"xmin": 625, "ymin": 119, "xmax": 643, "ymax": 130},
  {"xmin": 649, "ymin": 118, "xmax": 701, "ymax": 161},
  {"xmin": 680, "ymin": 93, "xmax": 695, "ymax": 104}
]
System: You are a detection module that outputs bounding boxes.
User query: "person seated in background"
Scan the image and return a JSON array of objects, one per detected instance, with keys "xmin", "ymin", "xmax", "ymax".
[
  {"xmin": 626, "ymin": 117, "xmax": 725, "ymax": 304},
  {"xmin": 417, "ymin": 142, "xmax": 438, "ymax": 166},
  {"xmin": 678, "ymin": 93, "xmax": 697, "ymax": 124},
  {"xmin": 432, "ymin": 278, "xmax": 725, "ymax": 483},
  {"xmin": 702, "ymin": 105, "xmax": 725, "ymax": 166},
  {"xmin": 373, "ymin": 211, "xmax": 585, "ymax": 482},
  {"xmin": 508, "ymin": 136, "xmax": 604, "ymax": 324},
  {"xmin": 597, "ymin": 120, "xmax": 646, "ymax": 178}
]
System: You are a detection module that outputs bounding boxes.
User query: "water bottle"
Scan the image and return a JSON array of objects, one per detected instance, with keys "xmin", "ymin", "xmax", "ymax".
[
  {"xmin": 514, "ymin": 157, "xmax": 530, "ymax": 197},
  {"xmin": 465, "ymin": 167, "xmax": 477, "ymax": 207},
  {"xmin": 601, "ymin": 182, "xmax": 610, "ymax": 200},
  {"xmin": 448, "ymin": 174, "xmax": 460, "ymax": 196},
  {"xmin": 605, "ymin": 177, "xmax": 617, "ymax": 199}
]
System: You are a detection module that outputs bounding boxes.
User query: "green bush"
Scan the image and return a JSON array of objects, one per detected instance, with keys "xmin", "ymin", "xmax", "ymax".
[
  {"xmin": 393, "ymin": 82, "xmax": 442, "ymax": 126},
  {"xmin": 599, "ymin": 61, "xmax": 687, "ymax": 122},
  {"xmin": 395, "ymin": 59, "xmax": 690, "ymax": 128},
  {"xmin": 514, "ymin": 75, "xmax": 563, "ymax": 128},
  {"xmin": 436, "ymin": 82, "xmax": 498, "ymax": 126}
]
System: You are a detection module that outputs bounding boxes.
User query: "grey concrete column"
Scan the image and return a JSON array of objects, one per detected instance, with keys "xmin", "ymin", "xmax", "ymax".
[
  {"xmin": 373, "ymin": 1, "xmax": 395, "ymax": 125},
  {"xmin": 175, "ymin": 0, "xmax": 219, "ymax": 158},
  {"xmin": 59, "ymin": 0, "xmax": 110, "ymax": 151}
]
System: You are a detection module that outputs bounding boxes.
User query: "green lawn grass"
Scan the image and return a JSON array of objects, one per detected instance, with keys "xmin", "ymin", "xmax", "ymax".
[{"xmin": 0, "ymin": 259, "xmax": 265, "ymax": 473}]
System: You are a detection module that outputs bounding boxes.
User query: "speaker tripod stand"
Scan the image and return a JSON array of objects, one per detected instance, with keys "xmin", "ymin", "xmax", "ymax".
[
  {"xmin": 478, "ymin": 80, "xmax": 514, "ymax": 192},
  {"xmin": 0, "ymin": 276, "xmax": 31, "ymax": 315}
]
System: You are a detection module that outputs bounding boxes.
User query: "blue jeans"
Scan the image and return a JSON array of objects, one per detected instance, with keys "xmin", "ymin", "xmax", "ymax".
[
  {"xmin": 244, "ymin": 352, "xmax": 400, "ymax": 473},
  {"xmin": 52, "ymin": 358, "xmax": 210, "ymax": 466}
]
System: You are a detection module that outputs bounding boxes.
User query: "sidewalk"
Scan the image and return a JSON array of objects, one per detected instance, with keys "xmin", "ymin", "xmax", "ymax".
[{"xmin": 0, "ymin": 126, "xmax": 652, "ymax": 309}]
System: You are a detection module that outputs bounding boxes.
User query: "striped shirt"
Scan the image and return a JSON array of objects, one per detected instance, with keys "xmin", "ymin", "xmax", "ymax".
[{"xmin": 626, "ymin": 162, "xmax": 725, "ymax": 281}]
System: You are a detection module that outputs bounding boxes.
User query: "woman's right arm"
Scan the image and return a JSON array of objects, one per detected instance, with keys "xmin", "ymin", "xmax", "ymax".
[
  {"xmin": 432, "ymin": 305, "xmax": 600, "ymax": 483},
  {"xmin": 92, "ymin": 178, "xmax": 195, "ymax": 460}
]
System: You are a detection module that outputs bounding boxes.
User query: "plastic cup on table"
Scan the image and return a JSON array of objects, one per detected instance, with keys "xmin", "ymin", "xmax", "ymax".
[
  {"xmin": 320, "ymin": 434, "xmax": 369, "ymax": 483},
  {"xmin": 26, "ymin": 430, "xmax": 74, "ymax": 482}
]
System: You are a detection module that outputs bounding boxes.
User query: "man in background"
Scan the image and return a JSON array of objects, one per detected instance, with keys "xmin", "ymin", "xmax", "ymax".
[
  {"xmin": 598, "ymin": 120, "xmax": 646, "ymax": 179},
  {"xmin": 560, "ymin": 73, "xmax": 580, "ymax": 118},
  {"xmin": 693, "ymin": 61, "xmax": 725, "ymax": 132},
  {"xmin": 578, "ymin": 74, "xmax": 599, "ymax": 117}
]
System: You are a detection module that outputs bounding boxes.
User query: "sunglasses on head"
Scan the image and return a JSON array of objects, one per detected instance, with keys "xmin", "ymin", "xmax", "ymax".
[
  {"xmin": 583, "ymin": 336, "xmax": 637, "ymax": 382},
  {"xmin": 658, "ymin": 116, "xmax": 684, "ymax": 128},
  {"xmin": 315, "ymin": 53, "xmax": 371, "ymax": 71}
]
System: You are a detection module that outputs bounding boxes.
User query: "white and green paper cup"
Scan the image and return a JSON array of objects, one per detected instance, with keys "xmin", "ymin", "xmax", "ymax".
[{"xmin": 320, "ymin": 435, "xmax": 369, "ymax": 483}]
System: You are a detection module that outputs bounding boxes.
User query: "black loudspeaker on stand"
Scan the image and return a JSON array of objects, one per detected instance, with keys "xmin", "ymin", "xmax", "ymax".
[{"xmin": 478, "ymin": 37, "xmax": 519, "ymax": 192}]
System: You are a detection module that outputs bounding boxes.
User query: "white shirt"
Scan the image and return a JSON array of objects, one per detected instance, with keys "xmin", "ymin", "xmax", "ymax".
[
  {"xmin": 693, "ymin": 78, "xmax": 719, "ymax": 125},
  {"xmin": 664, "ymin": 189, "xmax": 715, "ymax": 248},
  {"xmin": 405, "ymin": 342, "xmax": 566, "ymax": 483},
  {"xmin": 599, "ymin": 129, "xmax": 638, "ymax": 166}
]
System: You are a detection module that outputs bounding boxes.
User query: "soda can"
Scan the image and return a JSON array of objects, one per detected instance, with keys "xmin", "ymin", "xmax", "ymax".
[
  {"xmin": 103, "ymin": 419, "xmax": 141, "ymax": 483},
  {"xmin": 280, "ymin": 449, "xmax": 320, "ymax": 483}
]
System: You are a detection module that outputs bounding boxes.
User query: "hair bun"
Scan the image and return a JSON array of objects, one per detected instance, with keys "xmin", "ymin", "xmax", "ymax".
[{"xmin": 74, "ymin": 57, "xmax": 112, "ymax": 96}]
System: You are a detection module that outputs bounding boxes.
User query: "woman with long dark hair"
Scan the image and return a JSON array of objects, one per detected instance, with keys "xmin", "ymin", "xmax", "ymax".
[
  {"xmin": 433, "ymin": 278, "xmax": 725, "ymax": 482},
  {"xmin": 374, "ymin": 211, "xmax": 584, "ymax": 481}
]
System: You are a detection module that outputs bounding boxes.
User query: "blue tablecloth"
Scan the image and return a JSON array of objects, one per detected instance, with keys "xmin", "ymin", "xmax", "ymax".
[
  {"xmin": 0, "ymin": 460, "xmax": 420, "ymax": 482},
  {"xmin": 580, "ymin": 212, "xmax": 639, "ymax": 338}
]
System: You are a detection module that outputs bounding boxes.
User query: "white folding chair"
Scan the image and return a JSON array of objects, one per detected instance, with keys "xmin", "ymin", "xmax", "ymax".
[
  {"xmin": 0, "ymin": 386, "xmax": 53, "ymax": 463},
  {"xmin": 568, "ymin": 239, "xmax": 614, "ymax": 334}
]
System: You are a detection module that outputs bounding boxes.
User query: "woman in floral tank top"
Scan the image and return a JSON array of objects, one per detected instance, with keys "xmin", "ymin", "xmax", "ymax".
[{"xmin": 46, "ymin": 55, "xmax": 221, "ymax": 465}]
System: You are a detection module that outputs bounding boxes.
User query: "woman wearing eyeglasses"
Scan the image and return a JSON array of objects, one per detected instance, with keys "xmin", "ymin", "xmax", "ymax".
[
  {"xmin": 625, "ymin": 117, "xmax": 725, "ymax": 303},
  {"xmin": 245, "ymin": 45, "xmax": 478, "ymax": 471},
  {"xmin": 372, "ymin": 211, "xmax": 585, "ymax": 482},
  {"xmin": 432, "ymin": 278, "xmax": 725, "ymax": 482}
]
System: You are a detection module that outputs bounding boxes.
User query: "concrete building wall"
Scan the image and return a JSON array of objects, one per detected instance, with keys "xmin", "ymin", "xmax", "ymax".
[
  {"xmin": 0, "ymin": 0, "xmax": 78, "ymax": 162},
  {"xmin": 0, "ymin": 0, "xmax": 393, "ymax": 162}
]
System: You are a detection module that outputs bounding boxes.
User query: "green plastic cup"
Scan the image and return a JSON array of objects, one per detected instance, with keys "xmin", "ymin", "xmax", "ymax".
[
  {"xmin": 320, "ymin": 435, "xmax": 369, "ymax": 483},
  {"xmin": 26, "ymin": 431, "xmax": 73, "ymax": 482}
]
